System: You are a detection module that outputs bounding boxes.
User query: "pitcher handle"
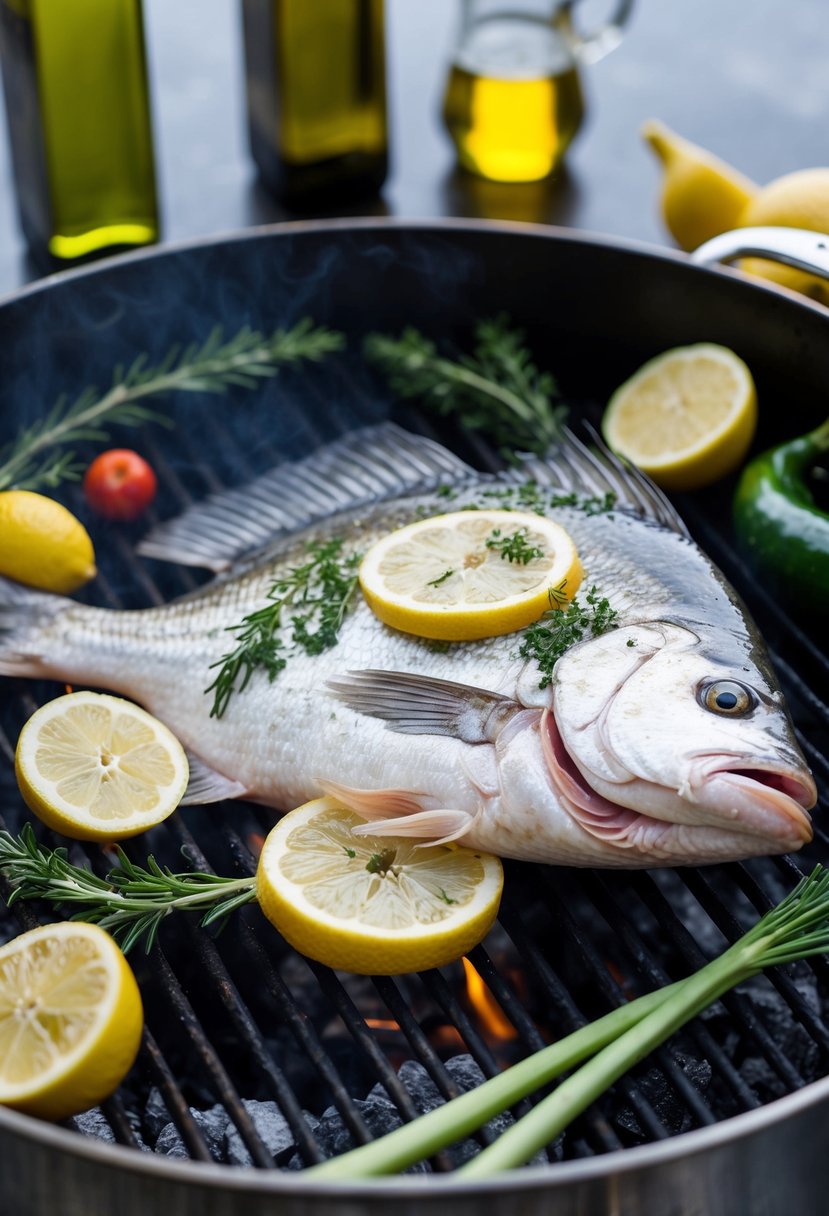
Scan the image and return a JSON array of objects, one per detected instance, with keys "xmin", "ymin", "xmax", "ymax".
[
  {"xmin": 692, "ymin": 226, "xmax": 829, "ymax": 283},
  {"xmin": 558, "ymin": 0, "xmax": 635, "ymax": 65}
]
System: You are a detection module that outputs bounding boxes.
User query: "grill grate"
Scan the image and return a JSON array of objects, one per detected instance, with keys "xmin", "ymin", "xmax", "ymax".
[{"xmin": 1, "ymin": 351, "xmax": 828, "ymax": 1174}]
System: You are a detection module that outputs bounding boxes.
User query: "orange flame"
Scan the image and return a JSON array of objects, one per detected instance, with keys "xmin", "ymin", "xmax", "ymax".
[
  {"xmin": 64, "ymin": 684, "xmax": 74, "ymax": 694},
  {"xmin": 365, "ymin": 1018, "xmax": 401, "ymax": 1032},
  {"xmin": 462, "ymin": 958, "xmax": 518, "ymax": 1041}
]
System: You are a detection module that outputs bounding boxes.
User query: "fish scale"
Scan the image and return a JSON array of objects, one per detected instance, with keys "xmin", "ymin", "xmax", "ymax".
[{"xmin": 0, "ymin": 424, "xmax": 817, "ymax": 867}]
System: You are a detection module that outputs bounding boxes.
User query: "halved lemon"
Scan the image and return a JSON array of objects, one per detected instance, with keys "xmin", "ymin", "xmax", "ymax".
[
  {"xmin": 358, "ymin": 509, "xmax": 583, "ymax": 642},
  {"xmin": 602, "ymin": 343, "xmax": 757, "ymax": 491},
  {"xmin": 256, "ymin": 798, "xmax": 504, "ymax": 975},
  {"xmin": 15, "ymin": 691, "xmax": 189, "ymax": 841},
  {"xmin": 0, "ymin": 921, "xmax": 143, "ymax": 1120}
]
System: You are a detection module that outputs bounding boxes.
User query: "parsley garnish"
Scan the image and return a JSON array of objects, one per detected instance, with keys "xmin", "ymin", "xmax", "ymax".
[
  {"xmin": 206, "ymin": 537, "xmax": 361, "ymax": 718},
  {"xmin": 519, "ymin": 586, "xmax": 619, "ymax": 688},
  {"xmin": 485, "ymin": 526, "xmax": 544, "ymax": 564}
]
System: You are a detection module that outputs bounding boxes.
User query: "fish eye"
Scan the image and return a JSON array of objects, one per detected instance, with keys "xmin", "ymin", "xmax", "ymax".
[{"xmin": 700, "ymin": 680, "xmax": 756, "ymax": 716}]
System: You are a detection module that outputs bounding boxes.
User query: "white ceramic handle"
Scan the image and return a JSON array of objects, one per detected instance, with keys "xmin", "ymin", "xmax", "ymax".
[{"xmin": 692, "ymin": 226, "xmax": 829, "ymax": 282}]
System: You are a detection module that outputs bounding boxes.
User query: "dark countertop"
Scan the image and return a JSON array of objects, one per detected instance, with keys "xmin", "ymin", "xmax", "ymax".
[{"xmin": 0, "ymin": 0, "xmax": 827, "ymax": 296}]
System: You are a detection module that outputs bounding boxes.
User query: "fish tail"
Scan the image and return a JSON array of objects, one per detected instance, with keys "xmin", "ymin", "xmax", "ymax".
[{"xmin": 0, "ymin": 576, "xmax": 68, "ymax": 677}]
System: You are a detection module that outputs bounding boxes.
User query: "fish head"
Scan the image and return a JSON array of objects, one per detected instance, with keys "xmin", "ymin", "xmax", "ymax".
[{"xmin": 543, "ymin": 621, "xmax": 816, "ymax": 862}]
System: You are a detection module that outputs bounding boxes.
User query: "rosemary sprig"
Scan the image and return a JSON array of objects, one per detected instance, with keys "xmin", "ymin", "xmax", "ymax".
[
  {"xmin": 206, "ymin": 537, "xmax": 362, "ymax": 718},
  {"xmin": 485, "ymin": 526, "xmax": 544, "ymax": 565},
  {"xmin": 364, "ymin": 316, "xmax": 565, "ymax": 456},
  {"xmin": 0, "ymin": 319, "xmax": 344, "ymax": 492},
  {"xmin": 520, "ymin": 585, "xmax": 619, "ymax": 688},
  {"xmin": 0, "ymin": 825, "xmax": 257, "ymax": 953}
]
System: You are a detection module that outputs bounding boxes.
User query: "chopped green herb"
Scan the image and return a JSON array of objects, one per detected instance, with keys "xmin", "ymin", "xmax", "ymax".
[
  {"xmin": 520, "ymin": 586, "xmax": 619, "ymax": 688},
  {"xmin": 438, "ymin": 888, "xmax": 457, "ymax": 906},
  {"xmin": 627, "ymin": 638, "xmax": 637, "ymax": 647},
  {"xmin": 344, "ymin": 847, "xmax": 357, "ymax": 859},
  {"xmin": 427, "ymin": 568, "xmax": 455, "ymax": 587},
  {"xmin": 366, "ymin": 849, "xmax": 396, "ymax": 875},
  {"xmin": 437, "ymin": 484, "xmax": 458, "ymax": 500},
  {"xmin": 485, "ymin": 526, "xmax": 544, "ymax": 565},
  {"xmin": 206, "ymin": 537, "xmax": 361, "ymax": 718}
]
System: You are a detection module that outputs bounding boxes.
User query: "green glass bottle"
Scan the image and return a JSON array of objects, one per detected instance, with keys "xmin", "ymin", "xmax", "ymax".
[
  {"xmin": 242, "ymin": 0, "xmax": 387, "ymax": 205},
  {"xmin": 0, "ymin": 0, "xmax": 159, "ymax": 263}
]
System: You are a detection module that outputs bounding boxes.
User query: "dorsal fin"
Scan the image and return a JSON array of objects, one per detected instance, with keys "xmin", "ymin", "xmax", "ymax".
[
  {"xmin": 137, "ymin": 424, "xmax": 475, "ymax": 571},
  {"xmin": 511, "ymin": 423, "xmax": 690, "ymax": 537}
]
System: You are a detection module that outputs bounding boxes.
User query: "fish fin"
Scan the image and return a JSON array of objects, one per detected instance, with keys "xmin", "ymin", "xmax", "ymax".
[
  {"xmin": 180, "ymin": 753, "xmax": 251, "ymax": 805},
  {"xmin": 317, "ymin": 778, "xmax": 427, "ymax": 818},
  {"xmin": 327, "ymin": 669, "xmax": 518, "ymax": 742},
  {"xmin": 0, "ymin": 577, "xmax": 66, "ymax": 677},
  {"xmin": 137, "ymin": 423, "xmax": 475, "ymax": 571},
  {"xmin": 511, "ymin": 423, "xmax": 690, "ymax": 537},
  {"xmin": 352, "ymin": 809, "xmax": 476, "ymax": 845}
]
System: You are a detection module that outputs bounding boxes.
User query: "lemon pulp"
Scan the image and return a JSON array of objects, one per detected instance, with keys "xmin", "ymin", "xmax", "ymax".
[
  {"xmin": 0, "ymin": 922, "xmax": 143, "ymax": 1120},
  {"xmin": 602, "ymin": 344, "xmax": 757, "ymax": 491},
  {"xmin": 15, "ymin": 691, "xmax": 189, "ymax": 841},
  {"xmin": 256, "ymin": 798, "xmax": 504, "ymax": 975},
  {"xmin": 359, "ymin": 509, "xmax": 583, "ymax": 641}
]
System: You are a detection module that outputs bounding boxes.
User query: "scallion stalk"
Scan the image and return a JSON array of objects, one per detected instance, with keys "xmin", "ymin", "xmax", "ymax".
[{"xmin": 311, "ymin": 865, "xmax": 829, "ymax": 1180}]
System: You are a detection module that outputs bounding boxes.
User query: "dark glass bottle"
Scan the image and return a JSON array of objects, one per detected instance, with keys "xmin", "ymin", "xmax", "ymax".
[
  {"xmin": 241, "ymin": 0, "xmax": 387, "ymax": 206},
  {"xmin": 0, "ymin": 0, "xmax": 159, "ymax": 264}
]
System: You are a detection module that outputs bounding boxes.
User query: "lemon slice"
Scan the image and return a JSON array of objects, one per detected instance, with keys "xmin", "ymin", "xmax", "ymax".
[
  {"xmin": 256, "ymin": 798, "xmax": 504, "ymax": 975},
  {"xmin": 359, "ymin": 509, "xmax": 583, "ymax": 642},
  {"xmin": 602, "ymin": 344, "xmax": 757, "ymax": 491},
  {"xmin": 0, "ymin": 490, "xmax": 96, "ymax": 594},
  {"xmin": 0, "ymin": 921, "xmax": 143, "ymax": 1120},
  {"xmin": 15, "ymin": 691, "xmax": 190, "ymax": 841}
]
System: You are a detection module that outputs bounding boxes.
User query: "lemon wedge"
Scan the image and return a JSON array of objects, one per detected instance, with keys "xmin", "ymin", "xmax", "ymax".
[
  {"xmin": 15, "ymin": 691, "xmax": 189, "ymax": 841},
  {"xmin": 602, "ymin": 344, "xmax": 758, "ymax": 491},
  {"xmin": 0, "ymin": 921, "xmax": 143, "ymax": 1120},
  {"xmin": 0, "ymin": 489, "xmax": 96, "ymax": 594},
  {"xmin": 256, "ymin": 798, "xmax": 504, "ymax": 975},
  {"xmin": 359, "ymin": 509, "xmax": 583, "ymax": 642}
]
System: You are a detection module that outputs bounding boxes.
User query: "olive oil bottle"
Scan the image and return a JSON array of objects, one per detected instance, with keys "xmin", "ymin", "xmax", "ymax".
[
  {"xmin": 0, "ymin": 0, "xmax": 158, "ymax": 263},
  {"xmin": 242, "ymin": 0, "xmax": 387, "ymax": 205}
]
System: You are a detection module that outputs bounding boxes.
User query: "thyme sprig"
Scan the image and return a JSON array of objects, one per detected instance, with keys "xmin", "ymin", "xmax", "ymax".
[
  {"xmin": 520, "ymin": 585, "xmax": 619, "ymax": 688},
  {"xmin": 206, "ymin": 537, "xmax": 362, "ymax": 718},
  {"xmin": 485, "ymin": 526, "xmax": 544, "ymax": 565},
  {"xmin": 0, "ymin": 319, "xmax": 343, "ymax": 492},
  {"xmin": 364, "ymin": 317, "xmax": 565, "ymax": 456},
  {"xmin": 0, "ymin": 825, "xmax": 257, "ymax": 954}
]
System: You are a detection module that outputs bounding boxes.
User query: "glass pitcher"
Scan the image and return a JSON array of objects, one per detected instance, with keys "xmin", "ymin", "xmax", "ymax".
[{"xmin": 442, "ymin": 0, "xmax": 633, "ymax": 183}]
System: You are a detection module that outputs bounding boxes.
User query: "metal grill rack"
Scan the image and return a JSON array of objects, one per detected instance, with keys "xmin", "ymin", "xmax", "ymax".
[{"xmin": 0, "ymin": 353, "xmax": 827, "ymax": 1174}]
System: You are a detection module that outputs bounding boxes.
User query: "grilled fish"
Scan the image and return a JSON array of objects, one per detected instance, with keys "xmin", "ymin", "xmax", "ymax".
[{"xmin": 0, "ymin": 424, "xmax": 817, "ymax": 866}]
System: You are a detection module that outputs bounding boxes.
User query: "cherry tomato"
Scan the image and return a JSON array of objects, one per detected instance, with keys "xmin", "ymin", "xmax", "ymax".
[{"xmin": 83, "ymin": 449, "xmax": 157, "ymax": 521}]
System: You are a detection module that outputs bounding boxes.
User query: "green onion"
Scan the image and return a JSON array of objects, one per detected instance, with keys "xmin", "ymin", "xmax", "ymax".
[{"xmin": 311, "ymin": 865, "xmax": 829, "ymax": 1179}]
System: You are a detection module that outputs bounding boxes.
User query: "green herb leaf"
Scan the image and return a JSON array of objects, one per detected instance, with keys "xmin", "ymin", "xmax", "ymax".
[
  {"xmin": 485, "ymin": 526, "xmax": 544, "ymax": 565},
  {"xmin": 0, "ymin": 319, "xmax": 344, "ymax": 493},
  {"xmin": 206, "ymin": 537, "xmax": 361, "ymax": 718},
  {"xmin": 364, "ymin": 317, "xmax": 565, "ymax": 457},
  {"xmin": 519, "ymin": 585, "xmax": 619, "ymax": 687}
]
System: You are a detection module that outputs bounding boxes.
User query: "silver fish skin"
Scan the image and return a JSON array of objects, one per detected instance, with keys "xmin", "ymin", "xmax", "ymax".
[{"xmin": 0, "ymin": 425, "xmax": 816, "ymax": 867}]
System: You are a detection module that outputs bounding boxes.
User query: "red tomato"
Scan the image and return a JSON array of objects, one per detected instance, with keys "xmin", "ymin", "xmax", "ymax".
[{"xmin": 83, "ymin": 449, "xmax": 157, "ymax": 521}]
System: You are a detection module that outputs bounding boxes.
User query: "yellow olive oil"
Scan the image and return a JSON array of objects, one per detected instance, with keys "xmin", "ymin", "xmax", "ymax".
[
  {"xmin": 442, "ymin": 13, "xmax": 584, "ymax": 183},
  {"xmin": 0, "ymin": 0, "xmax": 158, "ymax": 263},
  {"xmin": 242, "ymin": 0, "xmax": 387, "ymax": 204}
]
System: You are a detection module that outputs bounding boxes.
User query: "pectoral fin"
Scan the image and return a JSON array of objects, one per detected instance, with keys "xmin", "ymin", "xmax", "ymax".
[
  {"xmin": 181, "ymin": 753, "xmax": 251, "ymax": 805},
  {"xmin": 317, "ymin": 778, "xmax": 476, "ymax": 846},
  {"xmin": 327, "ymin": 669, "xmax": 519, "ymax": 742}
]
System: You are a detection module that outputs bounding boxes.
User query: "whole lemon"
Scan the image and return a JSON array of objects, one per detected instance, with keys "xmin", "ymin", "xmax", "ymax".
[
  {"xmin": 0, "ymin": 489, "xmax": 96, "ymax": 592},
  {"xmin": 739, "ymin": 168, "xmax": 829, "ymax": 305}
]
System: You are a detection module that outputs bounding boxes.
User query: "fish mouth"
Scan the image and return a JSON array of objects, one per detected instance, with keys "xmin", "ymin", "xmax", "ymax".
[
  {"xmin": 693, "ymin": 758, "xmax": 815, "ymax": 845},
  {"xmin": 541, "ymin": 711, "xmax": 815, "ymax": 850}
]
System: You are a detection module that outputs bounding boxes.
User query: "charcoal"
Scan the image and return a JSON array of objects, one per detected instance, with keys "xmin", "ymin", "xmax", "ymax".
[
  {"xmin": 143, "ymin": 1087, "xmax": 174, "ymax": 1142},
  {"xmin": 72, "ymin": 1106, "xmax": 147, "ymax": 1150},
  {"xmin": 612, "ymin": 1052, "xmax": 712, "ymax": 1140},
  {"xmin": 155, "ymin": 1103, "xmax": 229, "ymax": 1161},
  {"xmin": 224, "ymin": 1099, "xmax": 303, "ymax": 1166}
]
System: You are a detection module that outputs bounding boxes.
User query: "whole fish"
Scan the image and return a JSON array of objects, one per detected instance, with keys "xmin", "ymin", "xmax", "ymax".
[{"xmin": 0, "ymin": 424, "xmax": 817, "ymax": 867}]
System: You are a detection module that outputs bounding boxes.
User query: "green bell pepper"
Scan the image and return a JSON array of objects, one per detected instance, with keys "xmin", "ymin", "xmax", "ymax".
[{"xmin": 733, "ymin": 417, "xmax": 829, "ymax": 609}]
